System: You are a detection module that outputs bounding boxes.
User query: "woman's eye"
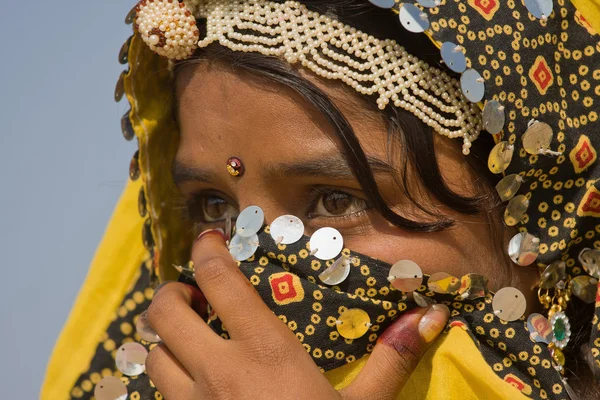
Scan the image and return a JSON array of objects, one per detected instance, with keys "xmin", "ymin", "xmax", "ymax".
[
  {"xmin": 310, "ymin": 190, "xmax": 368, "ymax": 218},
  {"xmin": 188, "ymin": 194, "xmax": 238, "ymax": 223}
]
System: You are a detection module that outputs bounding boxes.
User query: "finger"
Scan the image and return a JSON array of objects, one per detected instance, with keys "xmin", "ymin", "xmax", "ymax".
[
  {"xmin": 191, "ymin": 229, "xmax": 285, "ymax": 339},
  {"xmin": 147, "ymin": 282, "xmax": 222, "ymax": 370},
  {"xmin": 146, "ymin": 343, "xmax": 194, "ymax": 398},
  {"xmin": 341, "ymin": 304, "xmax": 450, "ymax": 400}
]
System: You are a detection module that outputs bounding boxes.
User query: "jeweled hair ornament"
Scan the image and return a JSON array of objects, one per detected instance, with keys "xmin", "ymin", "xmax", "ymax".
[{"xmin": 135, "ymin": 0, "xmax": 482, "ymax": 154}]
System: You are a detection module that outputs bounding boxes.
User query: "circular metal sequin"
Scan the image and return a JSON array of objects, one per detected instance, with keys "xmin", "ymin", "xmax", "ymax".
[
  {"xmin": 417, "ymin": 0, "xmax": 441, "ymax": 8},
  {"xmin": 482, "ymin": 100, "xmax": 506, "ymax": 134},
  {"xmin": 119, "ymin": 36, "xmax": 133, "ymax": 65},
  {"xmin": 319, "ymin": 257, "xmax": 351, "ymax": 286},
  {"xmin": 116, "ymin": 342, "xmax": 148, "ymax": 376},
  {"xmin": 309, "ymin": 227, "xmax": 344, "ymax": 260},
  {"xmin": 229, "ymin": 233, "xmax": 259, "ymax": 261},
  {"xmin": 427, "ymin": 272, "xmax": 461, "ymax": 294},
  {"xmin": 508, "ymin": 232, "xmax": 540, "ymax": 266},
  {"xmin": 460, "ymin": 69, "xmax": 485, "ymax": 103},
  {"xmin": 336, "ymin": 308, "xmax": 371, "ymax": 339},
  {"xmin": 440, "ymin": 42, "xmax": 467, "ymax": 73},
  {"xmin": 579, "ymin": 248, "xmax": 600, "ymax": 278},
  {"xmin": 503, "ymin": 194, "xmax": 529, "ymax": 226},
  {"xmin": 388, "ymin": 260, "xmax": 423, "ymax": 292},
  {"xmin": 94, "ymin": 376, "xmax": 128, "ymax": 400},
  {"xmin": 412, "ymin": 291, "xmax": 436, "ymax": 307},
  {"xmin": 368, "ymin": 0, "xmax": 395, "ymax": 8},
  {"xmin": 399, "ymin": 3, "xmax": 430, "ymax": 33},
  {"xmin": 539, "ymin": 260, "xmax": 567, "ymax": 289},
  {"xmin": 121, "ymin": 109, "xmax": 135, "ymax": 141},
  {"xmin": 270, "ymin": 215, "xmax": 304, "ymax": 245},
  {"xmin": 524, "ymin": 0, "xmax": 553, "ymax": 19},
  {"xmin": 569, "ymin": 275, "xmax": 598, "ymax": 303},
  {"xmin": 114, "ymin": 70, "xmax": 126, "ymax": 102},
  {"xmin": 138, "ymin": 187, "xmax": 147, "ymax": 218},
  {"xmin": 488, "ymin": 141, "xmax": 514, "ymax": 174},
  {"xmin": 495, "ymin": 174, "xmax": 523, "ymax": 202},
  {"xmin": 458, "ymin": 273, "xmax": 489, "ymax": 300},
  {"xmin": 236, "ymin": 206, "xmax": 264, "ymax": 237},
  {"xmin": 527, "ymin": 313, "xmax": 553, "ymax": 344},
  {"xmin": 522, "ymin": 121, "xmax": 553, "ymax": 154},
  {"xmin": 136, "ymin": 310, "xmax": 161, "ymax": 343},
  {"xmin": 125, "ymin": 4, "xmax": 137, "ymax": 24},
  {"xmin": 142, "ymin": 218, "xmax": 154, "ymax": 251},
  {"xmin": 492, "ymin": 287, "xmax": 527, "ymax": 322},
  {"xmin": 129, "ymin": 150, "xmax": 140, "ymax": 181}
]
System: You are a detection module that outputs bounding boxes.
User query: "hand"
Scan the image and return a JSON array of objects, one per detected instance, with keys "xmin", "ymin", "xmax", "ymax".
[{"xmin": 145, "ymin": 229, "xmax": 450, "ymax": 399}]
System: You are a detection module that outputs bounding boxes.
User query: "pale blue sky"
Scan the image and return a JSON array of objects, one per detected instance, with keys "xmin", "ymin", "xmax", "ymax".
[{"xmin": 0, "ymin": 1, "xmax": 138, "ymax": 397}]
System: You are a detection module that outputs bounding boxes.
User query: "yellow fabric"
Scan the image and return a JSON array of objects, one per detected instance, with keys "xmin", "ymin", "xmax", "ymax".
[
  {"xmin": 571, "ymin": 0, "xmax": 600, "ymax": 33},
  {"xmin": 41, "ymin": 180, "xmax": 146, "ymax": 400},
  {"xmin": 324, "ymin": 327, "xmax": 529, "ymax": 400}
]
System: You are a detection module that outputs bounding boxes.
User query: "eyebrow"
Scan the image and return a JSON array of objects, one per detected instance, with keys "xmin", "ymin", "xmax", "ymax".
[{"xmin": 171, "ymin": 156, "xmax": 395, "ymax": 184}]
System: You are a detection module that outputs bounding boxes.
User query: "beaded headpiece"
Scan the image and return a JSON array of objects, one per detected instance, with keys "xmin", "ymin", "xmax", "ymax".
[{"xmin": 62, "ymin": 1, "xmax": 600, "ymax": 399}]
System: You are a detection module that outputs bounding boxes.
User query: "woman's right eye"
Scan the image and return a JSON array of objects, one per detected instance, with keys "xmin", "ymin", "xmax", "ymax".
[{"xmin": 188, "ymin": 194, "xmax": 239, "ymax": 224}]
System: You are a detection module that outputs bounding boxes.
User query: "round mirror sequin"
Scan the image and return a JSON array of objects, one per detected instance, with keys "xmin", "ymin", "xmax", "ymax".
[
  {"xmin": 458, "ymin": 273, "xmax": 489, "ymax": 299},
  {"xmin": 116, "ymin": 342, "xmax": 148, "ymax": 376},
  {"xmin": 579, "ymin": 248, "xmax": 600, "ymax": 278},
  {"xmin": 136, "ymin": 310, "xmax": 161, "ymax": 343},
  {"xmin": 524, "ymin": 0, "xmax": 553, "ymax": 19},
  {"xmin": 138, "ymin": 187, "xmax": 147, "ymax": 218},
  {"xmin": 488, "ymin": 141, "xmax": 514, "ymax": 174},
  {"xmin": 508, "ymin": 232, "xmax": 540, "ymax": 266},
  {"xmin": 142, "ymin": 218, "xmax": 154, "ymax": 251},
  {"xmin": 482, "ymin": 100, "xmax": 505, "ymax": 134},
  {"xmin": 121, "ymin": 109, "xmax": 134, "ymax": 141},
  {"xmin": 368, "ymin": 0, "xmax": 395, "ymax": 8},
  {"xmin": 129, "ymin": 150, "xmax": 140, "ymax": 181},
  {"xmin": 492, "ymin": 287, "xmax": 526, "ymax": 322},
  {"xmin": 522, "ymin": 121, "xmax": 553, "ymax": 154},
  {"xmin": 388, "ymin": 260, "xmax": 423, "ymax": 292},
  {"xmin": 503, "ymin": 194, "xmax": 529, "ymax": 226},
  {"xmin": 440, "ymin": 42, "xmax": 467, "ymax": 73},
  {"xmin": 236, "ymin": 206, "xmax": 264, "ymax": 237},
  {"xmin": 114, "ymin": 70, "xmax": 126, "ymax": 102},
  {"xmin": 570, "ymin": 276, "xmax": 598, "ymax": 303},
  {"xmin": 270, "ymin": 215, "xmax": 304, "ymax": 245},
  {"xmin": 527, "ymin": 313, "xmax": 554, "ymax": 344},
  {"xmin": 427, "ymin": 272, "xmax": 461, "ymax": 294},
  {"xmin": 539, "ymin": 260, "xmax": 567, "ymax": 289},
  {"xmin": 399, "ymin": 3, "xmax": 430, "ymax": 33},
  {"xmin": 412, "ymin": 292, "xmax": 436, "ymax": 307},
  {"xmin": 417, "ymin": 0, "xmax": 441, "ymax": 8},
  {"xmin": 229, "ymin": 233, "xmax": 260, "ymax": 261},
  {"xmin": 310, "ymin": 227, "xmax": 344, "ymax": 260},
  {"xmin": 460, "ymin": 69, "xmax": 485, "ymax": 103},
  {"xmin": 119, "ymin": 36, "xmax": 132, "ymax": 65},
  {"xmin": 319, "ymin": 257, "xmax": 351, "ymax": 285},
  {"xmin": 94, "ymin": 376, "xmax": 128, "ymax": 400},
  {"xmin": 495, "ymin": 174, "xmax": 523, "ymax": 202},
  {"xmin": 336, "ymin": 308, "xmax": 371, "ymax": 339}
]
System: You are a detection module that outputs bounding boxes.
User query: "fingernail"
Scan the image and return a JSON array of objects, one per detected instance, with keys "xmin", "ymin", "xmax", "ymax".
[
  {"xmin": 152, "ymin": 280, "xmax": 174, "ymax": 295},
  {"xmin": 196, "ymin": 228, "xmax": 226, "ymax": 243},
  {"xmin": 418, "ymin": 304, "xmax": 450, "ymax": 344}
]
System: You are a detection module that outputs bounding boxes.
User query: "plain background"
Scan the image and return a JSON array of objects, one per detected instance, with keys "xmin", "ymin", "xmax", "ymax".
[{"xmin": 0, "ymin": 1, "xmax": 139, "ymax": 398}]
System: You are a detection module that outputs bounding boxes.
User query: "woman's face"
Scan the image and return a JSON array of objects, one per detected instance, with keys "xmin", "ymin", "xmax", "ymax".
[{"xmin": 174, "ymin": 61, "xmax": 539, "ymax": 307}]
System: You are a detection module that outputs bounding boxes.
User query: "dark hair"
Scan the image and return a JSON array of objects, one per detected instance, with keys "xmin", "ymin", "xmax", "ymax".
[{"xmin": 173, "ymin": 0, "xmax": 597, "ymax": 397}]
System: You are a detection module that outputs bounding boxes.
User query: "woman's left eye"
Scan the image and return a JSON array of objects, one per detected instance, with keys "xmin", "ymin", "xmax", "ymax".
[{"xmin": 308, "ymin": 189, "xmax": 369, "ymax": 218}]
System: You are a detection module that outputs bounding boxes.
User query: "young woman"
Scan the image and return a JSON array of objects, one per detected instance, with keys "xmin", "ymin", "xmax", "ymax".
[{"xmin": 43, "ymin": 1, "xmax": 600, "ymax": 399}]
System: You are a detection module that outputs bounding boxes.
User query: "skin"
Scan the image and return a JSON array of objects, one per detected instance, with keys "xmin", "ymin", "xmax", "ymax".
[{"xmin": 145, "ymin": 60, "xmax": 542, "ymax": 398}]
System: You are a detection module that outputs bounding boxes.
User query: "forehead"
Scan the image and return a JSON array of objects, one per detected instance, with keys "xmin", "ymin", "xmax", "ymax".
[{"xmin": 174, "ymin": 60, "xmax": 388, "ymax": 167}]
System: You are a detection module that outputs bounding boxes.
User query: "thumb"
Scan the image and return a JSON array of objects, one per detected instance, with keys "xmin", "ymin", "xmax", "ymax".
[{"xmin": 340, "ymin": 304, "xmax": 450, "ymax": 400}]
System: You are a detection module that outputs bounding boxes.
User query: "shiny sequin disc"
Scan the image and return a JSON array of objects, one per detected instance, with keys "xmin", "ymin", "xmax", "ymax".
[
  {"xmin": 503, "ymin": 194, "xmax": 529, "ymax": 226},
  {"xmin": 319, "ymin": 256, "xmax": 351, "ymax": 286},
  {"xmin": 524, "ymin": 0, "xmax": 554, "ymax": 19},
  {"xmin": 539, "ymin": 260, "xmax": 567, "ymax": 289},
  {"xmin": 309, "ymin": 227, "xmax": 344, "ymax": 260},
  {"xmin": 508, "ymin": 232, "xmax": 540, "ymax": 266},
  {"xmin": 569, "ymin": 275, "xmax": 598, "ymax": 303},
  {"xmin": 236, "ymin": 206, "xmax": 264, "ymax": 237},
  {"xmin": 460, "ymin": 69, "xmax": 485, "ymax": 103},
  {"xmin": 492, "ymin": 287, "xmax": 527, "ymax": 322},
  {"xmin": 522, "ymin": 121, "xmax": 553, "ymax": 154},
  {"xmin": 488, "ymin": 141, "xmax": 514, "ymax": 174},
  {"xmin": 440, "ymin": 42, "xmax": 467, "ymax": 73},
  {"xmin": 270, "ymin": 215, "xmax": 304, "ymax": 245},
  {"xmin": 136, "ymin": 310, "xmax": 161, "ymax": 343},
  {"xmin": 336, "ymin": 308, "xmax": 371, "ymax": 339},
  {"xmin": 94, "ymin": 376, "xmax": 128, "ymax": 400},
  {"xmin": 388, "ymin": 260, "xmax": 423, "ymax": 292},
  {"xmin": 229, "ymin": 233, "xmax": 260, "ymax": 261},
  {"xmin": 527, "ymin": 313, "xmax": 553, "ymax": 344},
  {"xmin": 368, "ymin": 0, "xmax": 395, "ymax": 8},
  {"xmin": 482, "ymin": 100, "xmax": 506, "ymax": 134},
  {"xmin": 427, "ymin": 272, "xmax": 461, "ymax": 294},
  {"xmin": 495, "ymin": 174, "xmax": 523, "ymax": 202},
  {"xmin": 579, "ymin": 248, "xmax": 600, "ymax": 278},
  {"xmin": 115, "ymin": 342, "xmax": 148, "ymax": 376},
  {"xmin": 399, "ymin": 3, "xmax": 430, "ymax": 33}
]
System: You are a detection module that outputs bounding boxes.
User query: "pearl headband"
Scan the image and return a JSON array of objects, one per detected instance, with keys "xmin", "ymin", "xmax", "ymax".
[{"xmin": 135, "ymin": 0, "xmax": 483, "ymax": 154}]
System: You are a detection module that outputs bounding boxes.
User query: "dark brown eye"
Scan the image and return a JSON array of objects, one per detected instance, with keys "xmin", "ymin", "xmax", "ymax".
[
  {"xmin": 312, "ymin": 190, "xmax": 367, "ymax": 218},
  {"xmin": 204, "ymin": 197, "xmax": 229, "ymax": 220}
]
